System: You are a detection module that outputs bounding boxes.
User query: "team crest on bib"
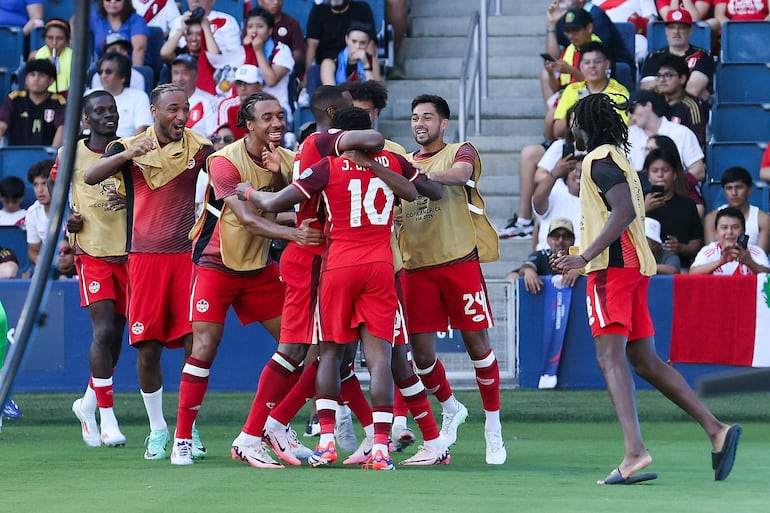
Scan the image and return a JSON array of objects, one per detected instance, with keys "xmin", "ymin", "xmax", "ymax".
[
  {"xmin": 196, "ymin": 299, "xmax": 210, "ymax": 313},
  {"xmin": 88, "ymin": 280, "xmax": 101, "ymax": 293},
  {"xmin": 187, "ymin": 158, "xmax": 196, "ymax": 169},
  {"xmin": 131, "ymin": 321, "xmax": 145, "ymax": 335}
]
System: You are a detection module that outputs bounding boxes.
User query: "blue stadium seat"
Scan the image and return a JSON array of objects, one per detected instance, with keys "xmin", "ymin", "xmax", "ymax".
[
  {"xmin": 144, "ymin": 26, "xmax": 165, "ymax": 84},
  {"xmin": 721, "ymin": 21, "xmax": 770, "ymax": 63},
  {"xmin": 281, "ymin": 0, "xmax": 317, "ymax": 34},
  {"xmin": 29, "ymin": 26, "xmax": 45, "ymax": 55},
  {"xmin": 715, "ymin": 63, "xmax": 770, "ymax": 104},
  {"xmin": 613, "ymin": 22, "xmax": 637, "ymax": 91},
  {"xmin": 0, "ymin": 26, "xmax": 25, "ymax": 71},
  {"xmin": 707, "ymin": 142, "xmax": 767, "ymax": 183},
  {"xmin": 0, "ymin": 67, "xmax": 11, "ymax": 100},
  {"xmin": 22, "ymin": 185, "xmax": 36, "ymax": 209},
  {"xmin": 703, "ymin": 180, "xmax": 770, "ymax": 213},
  {"xmin": 0, "ymin": 226, "xmax": 30, "ymax": 277},
  {"xmin": 45, "ymin": 0, "xmax": 77, "ymax": 25},
  {"xmin": 647, "ymin": 21, "xmax": 711, "ymax": 53},
  {"xmin": 710, "ymin": 104, "xmax": 770, "ymax": 143},
  {"xmin": 0, "ymin": 146, "xmax": 58, "ymax": 180},
  {"xmin": 134, "ymin": 65, "xmax": 155, "ymax": 98},
  {"xmin": 294, "ymin": 105, "xmax": 315, "ymax": 141}
]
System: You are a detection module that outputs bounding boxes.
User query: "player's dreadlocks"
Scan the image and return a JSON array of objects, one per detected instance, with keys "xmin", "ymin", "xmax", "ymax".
[
  {"xmin": 572, "ymin": 93, "xmax": 630, "ymax": 153},
  {"xmin": 236, "ymin": 92, "xmax": 279, "ymax": 128}
]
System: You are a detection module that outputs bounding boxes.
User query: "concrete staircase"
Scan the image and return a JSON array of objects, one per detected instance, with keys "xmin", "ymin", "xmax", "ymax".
[{"xmin": 378, "ymin": 0, "xmax": 549, "ymax": 278}]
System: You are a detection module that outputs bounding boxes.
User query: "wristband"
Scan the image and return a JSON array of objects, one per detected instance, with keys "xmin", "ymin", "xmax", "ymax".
[
  {"xmin": 547, "ymin": 28, "xmax": 556, "ymax": 33},
  {"xmin": 580, "ymin": 254, "xmax": 589, "ymax": 264},
  {"xmin": 245, "ymin": 186, "xmax": 255, "ymax": 202}
]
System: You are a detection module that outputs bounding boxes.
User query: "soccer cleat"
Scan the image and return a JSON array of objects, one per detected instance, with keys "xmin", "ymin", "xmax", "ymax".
[
  {"xmin": 484, "ymin": 430, "xmax": 507, "ymax": 465},
  {"xmin": 191, "ymin": 426, "xmax": 207, "ymax": 459},
  {"xmin": 170, "ymin": 438, "xmax": 194, "ymax": 465},
  {"xmin": 303, "ymin": 413, "xmax": 320, "ymax": 437},
  {"xmin": 497, "ymin": 215, "xmax": 533, "ymax": 239},
  {"xmin": 230, "ymin": 442, "xmax": 285, "ymax": 469},
  {"xmin": 307, "ymin": 441, "xmax": 338, "ymax": 467},
  {"xmin": 2, "ymin": 398, "xmax": 21, "ymax": 419},
  {"xmin": 335, "ymin": 405, "xmax": 357, "ymax": 452},
  {"xmin": 72, "ymin": 398, "xmax": 101, "ymax": 448},
  {"xmin": 440, "ymin": 401, "xmax": 469, "ymax": 447},
  {"xmin": 144, "ymin": 428, "xmax": 170, "ymax": 460},
  {"xmin": 362, "ymin": 449, "xmax": 395, "ymax": 471},
  {"xmin": 401, "ymin": 444, "xmax": 451, "ymax": 466},
  {"xmin": 100, "ymin": 425, "xmax": 127, "ymax": 447},
  {"xmin": 288, "ymin": 427, "xmax": 314, "ymax": 460},
  {"xmin": 391, "ymin": 425, "xmax": 416, "ymax": 452},
  {"xmin": 343, "ymin": 435, "xmax": 373, "ymax": 465},
  {"xmin": 263, "ymin": 425, "xmax": 302, "ymax": 466}
]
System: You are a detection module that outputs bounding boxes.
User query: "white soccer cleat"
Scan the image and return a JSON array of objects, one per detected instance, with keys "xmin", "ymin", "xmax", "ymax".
[
  {"xmin": 391, "ymin": 425, "xmax": 416, "ymax": 452},
  {"xmin": 72, "ymin": 398, "xmax": 101, "ymax": 448},
  {"xmin": 401, "ymin": 444, "xmax": 451, "ymax": 466},
  {"xmin": 484, "ymin": 430, "xmax": 507, "ymax": 465},
  {"xmin": 288, "ymin": 427, "xmax": 314, "ymax": 460},
  {"xmin": 439, "ymin": 401, "xmax": 468, "ymax": 447},
  {"xmin": 230, "ymin": 442, "xmax": 285, "ymax": 469},
  {"xmin": 170, "ymin": 438, "xmax": 194, "ymax": 465},
  {"xmin": 342, "ymin": 435, "xmax": 373, "ymax": 465},
  {"xmin": 100, "ymin": 425, "xmax": 127, "ymax": 447},
  {"xmin": 263, "ymin": 425, "xmax": 302, "ymax": 466},
  {"xmin": 335, "ymin": 405, "xmax": 358, "ymax": 452}
]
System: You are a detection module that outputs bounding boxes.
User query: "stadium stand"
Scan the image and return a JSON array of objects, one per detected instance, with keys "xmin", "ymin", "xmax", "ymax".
[
  {"xmin": 647, "ymin": 21, "xmax": 711, "ymax": 53},
  {"xmin": 0, "ymin": 147, "xmax": 58, "ymax": 181},
  {"xmin": 613, "ymin": 22, "xmax": 636, "ymax": 91},
  {"xmin": 702, "ymin": 180, "xmax": 769, "ymax": 214},
  {"xmin": 710, "ymin": 104, "xmax": 770, "ymax": 144},
  {"xmin": 0, "ymin": 67, "xmax": 11, "ymax": 100},
  {"xmin": 721, "ymin": 21, "xmax": 770, "ymax": 63},
  {"xmin": 44, "ymin": 0, "xmax": 77, "ymax": 24},
  {"xmin": 708, "ymin": 142, "xmax": 768, "ymax": 183},
  {"xmin": 0, "ymin": 26, "xmax": 25, "ymax": 72},
  {"xmin": 715, "ymin": 63, "xmax": 770, "ymax": 104},
  {"xmin": 0, "ymin": 226, "xmax": 30, "ymax": 277},
  {"xmin": 144, "ymin": 26, "xmax": 166, "ymax": 83},
  {"xmin": 282, "ymin": 0, "xmax": 316, "ymax": 33}
]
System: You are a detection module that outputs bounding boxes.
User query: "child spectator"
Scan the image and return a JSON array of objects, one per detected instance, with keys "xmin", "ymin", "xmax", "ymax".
[
  {"xmin": 0, "ymin": 176, "xmax": 27, "ymax": 229},
  {"xmin": 691, "ymin": 207, "xmax": 770, "ymax": 275},
  {"xmin": 322, "ymin": 22, "xmax": 382, "ymax": 86},
  {"xmin": 24, "ymin": 159, "xmax": 54, "ymax": 265}
]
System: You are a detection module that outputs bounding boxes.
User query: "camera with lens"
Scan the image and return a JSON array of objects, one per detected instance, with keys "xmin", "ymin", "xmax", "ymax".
[{"xmin": 186, "ymin": 7, "xmax": 206, "ymax": 25}]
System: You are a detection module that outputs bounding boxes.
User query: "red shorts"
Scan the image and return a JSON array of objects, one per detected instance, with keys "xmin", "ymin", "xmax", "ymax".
[
  {"xmin": 127, "ymin": 253, "xmax": 193, "ymax": 347},
  {"xmin": 278, "ymin": 243, "xmax": 322, "ymax": 344},
  {"xmin": 403, "ymin": 259, "xmax": 494, "ymax": 333},
  {"xmin": 74, "ymin": 254, "xmax": 128, "ymax": 315},
  {"xmin": 318, "ymin": 262, "xmax": 397, "ymax": 344},
  {"xmin": 190, "ymin": 263, "xmax": 284, "ymax": 325},
  {"xmin": 393, "ymin": 270, "xmax": 408, "ymax": 347},
  {"xmin": 586, "ymin": 267, "xmax": 655, "ymax": 340}
]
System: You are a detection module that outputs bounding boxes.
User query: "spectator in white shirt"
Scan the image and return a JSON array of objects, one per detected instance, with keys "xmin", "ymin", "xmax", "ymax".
[
  {"xmin": 691, "ymin": 207, "xmax": 770, "ymax": 276},
  {"xmin": 25, "ymin": 159, "xmax": 54, "ymax": 265}
]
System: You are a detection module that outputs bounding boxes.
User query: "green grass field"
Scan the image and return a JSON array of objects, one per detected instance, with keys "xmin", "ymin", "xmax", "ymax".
[{"xmin": 1, "ymin": 389, "xmax": 768, "ymax": 513}]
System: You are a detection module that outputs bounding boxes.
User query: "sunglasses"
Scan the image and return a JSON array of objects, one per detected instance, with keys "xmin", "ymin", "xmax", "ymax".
[
  {"xmin": 212, "ymin": 135, "xmax": 234, "ymax": 144},
  {"xmin": 59, "ymin": 246, "xmax": 73, "ymax": 255},
  {"xmin": 98, "ymin": 68, "xmax": 116, "ymax": 75},
  {"xmin": 656, "ymin": 72, "xmax": 677, "ymax": 80}
]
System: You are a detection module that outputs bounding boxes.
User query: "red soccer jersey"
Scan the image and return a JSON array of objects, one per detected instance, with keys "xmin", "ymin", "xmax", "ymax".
[
  {"xmin": 291, "ymin": 129, "xmax": 346, "ymax": 255},
  {"xmin": 292, "ymin": 150, "xmax": 419, "ymax": 271},
  {"xmin": 107, "ymin": 141, "xmax": 209, "ymax": 254}
]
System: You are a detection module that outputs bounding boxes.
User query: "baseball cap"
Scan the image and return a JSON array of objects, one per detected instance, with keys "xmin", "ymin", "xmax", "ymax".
[
  {"xmin": 548, "ymin": 218, "xmax": 575, "ymax": 237},
  {"xmin": 103, "ymin": 33, "xmax": 132, "ymax": 51},
  {"xmin": 172, "ymin": 54, "xmax": 198, "ymax": 70},
  {"xmin": 563, "ymin": 8, "xmax": 593, "ymax": 29},
  {"xmin": 645, "ymin": 218, "xmax": 662, "ymax": 244},
  {"xmin": 665, "ymin": 9, "xmax": 693, "ymax": 25},
  {"xmin": 234, "ymin": 65, "xmax": 261, "ymax": 84},
  {"xmin": 629, "ymin": 89, "xmax": 666, "ymax": 114}
]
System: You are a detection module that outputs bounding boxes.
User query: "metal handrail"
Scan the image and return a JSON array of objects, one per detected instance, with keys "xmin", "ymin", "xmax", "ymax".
[{"xmin": 458, "ymin": 0, "xmax": 502, "ymax": 141}]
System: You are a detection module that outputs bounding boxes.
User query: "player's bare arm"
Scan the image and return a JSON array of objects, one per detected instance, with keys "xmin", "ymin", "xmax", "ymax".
[
  {"xmin": 337, "ymin": 129, "xmax": 385, "ymax": 154},
  {"xmin": 423, "ymin": 161, "xmax": 473, "ymax": 186},
  {"xmin": 413, "ymin": 172, "xmax": 443, "ymax": 200},
  {"xmin": 236, "ymin": 181, "xmax": 307, "ymax": 214},
  {"xmin": 225, "ymin": 195, "xmax": 324, "ymax": 246},
  {"xmin": 84, "ymin": 137, "xmax": 155, "ymax": 185},
  {"xmin": 342, "ymin": 150, "xmax": 417, "ymax": 201},
  {"xmin": 261, "ymin": 143, "xmax": 288, "ymax": 191},
  {"xmin": 555, "ymin": 181, "xmax": 636, "ymax": 272}
]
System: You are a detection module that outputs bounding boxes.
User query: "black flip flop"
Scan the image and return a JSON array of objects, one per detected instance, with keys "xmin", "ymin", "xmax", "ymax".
[
  {"xmin": 712, "ymin": 424, "xmax": 742, "ymax": 481},
  {"xmin": 599, "ymin": 467, "xmax": 659, "ymax": 485}
]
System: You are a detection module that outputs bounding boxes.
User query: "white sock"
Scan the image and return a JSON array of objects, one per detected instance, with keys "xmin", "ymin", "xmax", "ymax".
[
  {"xmin": 265, "ymin": 416, "xmax": 286, "ymax": 431},
  {"xmin": 425, "ymin": 437, "xmax": 445, "ymax": 449},
  {"xmin": 373, "ymin": 443, "xmax": 389, "ymax": 455},
  {"xmin": 99, "ymin": 407, "xmax": 118, "ymax": 431},
  {"xmin": 237, "ymin": 432, "xmax": 261, "ymax": 446},
  {"xmin": 319, "ymin": 433, "xmax": 335, "ymax": 446},
  {"xmin": 440, "ymin": 395, "xmax": 459, "ymax": 414},
  {"xmin": 484, "ymin": 409, "xmax": 501, "ymax": 432},
  {"xmin": 140, "ymin": 387, "xmax": 167, "ymax": 432},
  {"xmin": 517, "ymin": 217, "xmax": 531, "ymax": 226},
  {"xmin": 363, "ymin": 424, "xmax": 374, "ymax": 438},
  {"xmin": 82, "ymin": 381, "xmax": 97, "ymax": 413},
  {"xmin": 392, "ymin": 415, "xmax": 408, "ymax": 429}
]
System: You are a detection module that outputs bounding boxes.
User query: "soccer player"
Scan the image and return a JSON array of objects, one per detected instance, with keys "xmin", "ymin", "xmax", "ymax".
[
  {"xmin": 53, "ymin": 91, "xmax": 128, "ymax": 448},
  {"xmin": 239, "ymin": 106, "xmax": 420, "ymax": 470},
  {"xmin": 399, "ymin": 94, "xmax": 506, "ymax": 464},
  {"xmin": 233, "ymin": 87, "xmax": 384, "ymax": 466},
  {"xmin": 172, "ymin": 92, "xmax": 324, "ymax": 467},
  {"xmin": 85, "ymin": 84, "xmax": 213, "ymax": 460},
  {"xmin": 554, "ymin": 93, "xmax": 742, "ymax": 484}
]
